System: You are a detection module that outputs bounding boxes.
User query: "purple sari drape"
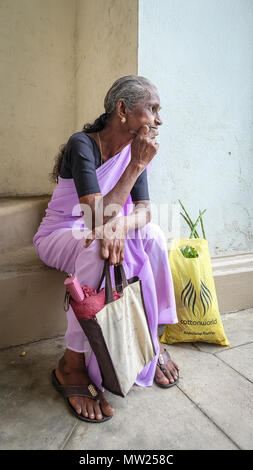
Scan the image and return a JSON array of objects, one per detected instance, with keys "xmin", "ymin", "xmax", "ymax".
[{"xmin": 33, "ymin": 143, "xmax": 178, "ymax": 390}]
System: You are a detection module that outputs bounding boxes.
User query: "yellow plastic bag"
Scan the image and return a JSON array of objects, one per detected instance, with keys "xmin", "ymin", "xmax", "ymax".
[{"xmin": 161, "ymin": 238, "xmax": 230, "ymax": 346}]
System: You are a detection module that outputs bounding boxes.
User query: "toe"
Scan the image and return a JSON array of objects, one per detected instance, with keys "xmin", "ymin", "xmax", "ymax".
[
  {"xmin": 69, "ymin": 397, "xmax": 82, "ymax": 415},
  {"xmin": 160, "ymin": 375, "xmax": 170, "ymax": 385},
  {"xmin": 99, "ymin": 393, "xmax": 114, "ymax": 417},
  {"xmin": 87, "ymin": 401, "xmax": 95, "ymax": 420},
  {"xmin": 155, "ymin": 365, "xmax": 169, "ymax": 386},
  {"xmin": 93, "ymin": 401, "xmax": 103, "ymax": 421},
  {"xmin": 160, "ymin": 363, "xmax": 174, "ymax": 383},
  {"xmin": 171, "ymin": 362, "xmax": 179, "ymax": 379},
  {"xmin": 171, "ymin": 368, "xmax": 178, "ymax": 381},
  {"xmin": 102, "ymin": 403, "xmax": 114, "ymax": 417},
  {"xmin": 165, "ymin": 360, "xmax": 179, "ymax": 382},
  {"xmin": 166, "ymin": 370, "xmax": 175, "ymax": 384},
  {"xmin": 81, "ymin": 402, "xmax": 89, "ymax": 418}
]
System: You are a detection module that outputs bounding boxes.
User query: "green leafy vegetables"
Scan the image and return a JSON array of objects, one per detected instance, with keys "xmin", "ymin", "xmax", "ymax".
[{"xmin": 178, "ymin": 200, "xmax": 207, "ymax": 258}]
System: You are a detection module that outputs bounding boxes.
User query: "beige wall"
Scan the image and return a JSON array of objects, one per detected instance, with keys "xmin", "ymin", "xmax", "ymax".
[
  {"xmin": 0, "ymin": 0, "xmax": 76, "ymax": 196},
  {"xmin": 75, "ymin": 0, "xmax": 138, "ymax": 130},
  {"xmin": 0, "ymin": 0, "xmax": 138, "ymax": 196}
]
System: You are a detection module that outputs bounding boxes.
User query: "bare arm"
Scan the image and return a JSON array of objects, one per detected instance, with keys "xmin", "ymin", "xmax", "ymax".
[
  {"xmin": 80, "ymin": 124, "xmax": 158, "ymax": 232},
  {"xmin": 123, "ymin": 200, "xmax": 151, "ymax": 232},
  {"xmin": 83, "ymin": 200, "xmax": 152, "ymax": 254},
  {"xmin": 79, "ymin": 160, "xmax": 145, "ymax": 230}
]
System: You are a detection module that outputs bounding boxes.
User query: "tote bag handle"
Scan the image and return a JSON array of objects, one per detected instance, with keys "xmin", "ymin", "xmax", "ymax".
[
  {"xmin": 114, "ymin": 264, "xmax": 128, "ymax": 293},
  {"xmin": 97, "ymin": 259, "xmax": 128, "ymax": 304}
]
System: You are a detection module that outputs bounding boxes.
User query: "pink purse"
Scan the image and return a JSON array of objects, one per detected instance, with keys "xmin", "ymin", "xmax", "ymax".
[{"xmin": 64, "ymin": 267, "xmax": 121, "ymax": 320}]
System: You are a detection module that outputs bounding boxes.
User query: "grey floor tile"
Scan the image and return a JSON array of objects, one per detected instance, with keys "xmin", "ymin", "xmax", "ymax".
[
  {"xmin": 216, "ymin": 343, "xmax": 253, "ymax": 383},
  {"xmin": 193, "ymin": 308, "xmax": 253, "ymax": 353},
  {"xmin": 0, "ymin": 337, "xmax": 76, "ymax": 450},
  {"xmin": 1, "ymin": 321, "xmax": 251, "ymax": 451},
  {"xmin": 64, "ymin": 382, "xmax": 236, "ymax": 450},
  {"xmin": 170, "ymin": 344, "xmax": 253, "ymax": 449}
]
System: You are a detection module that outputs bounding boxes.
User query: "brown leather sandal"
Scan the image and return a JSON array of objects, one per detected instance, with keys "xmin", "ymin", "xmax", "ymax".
[
  {"xmin": 51, "ymin": 369, "xmax": 112, "ymax": 423},
  {"xmin": 154, "ymin": 349, "xmax": 179, "ymax": 388}
]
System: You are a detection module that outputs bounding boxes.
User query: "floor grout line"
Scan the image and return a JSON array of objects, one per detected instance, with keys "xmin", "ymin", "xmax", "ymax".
[
  {"xmin": 190, "ymin": 341, "xmax": 253, "ymax": 356},
  {"xmin": 214, "ymin": 354, "xmax": 253, "ymax": 384},
  {"xmin": 190, "ymin": 343, "xmax": 230, "ymax": 356},
  {"xmin": 0, "ymin": 335, "xmax": 65, "ymax": 352},
  {"xmin": 60, "ymin": 422, "xmax": 78, "ymax": 450},
  {"xmin": 221, "ymin": 307, "xmax": 253, "ymax": 317},
  {"xmin": 215, "ymin": 341, "xmax": 253, "ymax": 353},
  {"xmin": 176, "ymin": 385, "xmax": 241, "ymax": 450}
]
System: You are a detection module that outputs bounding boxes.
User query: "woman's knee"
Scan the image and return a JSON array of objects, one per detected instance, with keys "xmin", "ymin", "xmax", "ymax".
[
  {"xmin": 140, "ymin": 221, "xmax": 167, "ymax": 243},
  {"xmin": 74, "ymin": 238, "xmax": 105, "ymax": 287}
]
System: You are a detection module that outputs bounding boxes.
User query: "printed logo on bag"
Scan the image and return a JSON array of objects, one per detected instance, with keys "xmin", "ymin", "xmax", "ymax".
[
  {"xmin": 200, "ymin": 280, "xmax": 213, "ymax": 316},
  {"xmin": 181, "ymin": 278, "xmax": 213, "ymax": 317}
]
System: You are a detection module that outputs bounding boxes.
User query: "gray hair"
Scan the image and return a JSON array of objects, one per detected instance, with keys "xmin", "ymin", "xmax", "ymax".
[
  {"xmin": 83, "ymin": 75, "xmax": 156, "ymax": 134},
  {"xmin": 104, "ymin": 75, "xmax": 156, "ymax": 114},
  {"xmin": 52, "ymin": 75, "xmax": 157, "ymax": 185}
]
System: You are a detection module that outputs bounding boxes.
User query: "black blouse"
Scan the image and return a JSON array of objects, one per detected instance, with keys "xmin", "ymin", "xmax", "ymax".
[{"xmin": 59, "ymin": 132, "xmax": 150, "ymax": 201}]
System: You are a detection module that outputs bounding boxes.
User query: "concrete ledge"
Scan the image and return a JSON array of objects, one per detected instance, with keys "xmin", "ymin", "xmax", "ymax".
[
  {"xmin": 0, "ymin": 196, "xmax": 50, "ymax": 253},
  {"xmin": 212, "ymin": 251, "xmax": 253, "ymax": 313},
  {"xmin": 0, "ymin": 246, "xmax": 66, "ymax": 349}
]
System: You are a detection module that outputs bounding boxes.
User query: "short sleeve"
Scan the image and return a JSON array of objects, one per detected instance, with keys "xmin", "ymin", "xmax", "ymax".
[
  {"xmin": 130, "ymin": 168, "xmax": 150, "ymax": 202},
  {"xmin": 68, "ymin": 135, "xmax": 101, "ymax": 198}
]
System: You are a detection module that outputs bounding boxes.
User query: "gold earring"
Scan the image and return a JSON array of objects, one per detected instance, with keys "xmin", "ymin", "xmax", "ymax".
[{"xmin": 121, "ymin": 117, "xmax": 126, "ymax": 124}]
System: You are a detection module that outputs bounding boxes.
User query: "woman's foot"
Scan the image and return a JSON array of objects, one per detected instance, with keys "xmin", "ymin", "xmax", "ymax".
[
  {"xmin": 55, "ymin": 349, "xmax": 114, "ymax": 421},
  {"xmin": 154, "ymin": 336, "xmax": 179, "ymax": 386}
]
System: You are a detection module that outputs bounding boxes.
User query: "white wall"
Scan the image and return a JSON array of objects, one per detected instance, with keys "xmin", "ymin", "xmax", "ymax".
[{"xmin": 138, "ymin": 0, "xmax": 253, "ymax": 256}]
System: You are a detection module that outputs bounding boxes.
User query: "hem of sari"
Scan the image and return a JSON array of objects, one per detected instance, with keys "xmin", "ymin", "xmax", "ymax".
[
  {"xmin": 65, "ymin": 345, "xmax": 88, "ymax": 354},
  {"xmin": 130, "ymin": 361, "xmax": 159, "ymax": 388},
  {"xmin": 134, "ymin": 379, "xmax": 154, "ymax": 388}
]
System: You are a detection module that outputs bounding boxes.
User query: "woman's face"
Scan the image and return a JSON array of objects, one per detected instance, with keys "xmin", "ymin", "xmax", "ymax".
[{"xmin": 126, "ymin": 87, "xmax": 163, "ymax": 135}]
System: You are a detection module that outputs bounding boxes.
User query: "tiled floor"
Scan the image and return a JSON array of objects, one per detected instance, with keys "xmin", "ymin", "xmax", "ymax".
[{"xmin": 0, "ymin": 308, "xmax": 252, "ymax": 450}]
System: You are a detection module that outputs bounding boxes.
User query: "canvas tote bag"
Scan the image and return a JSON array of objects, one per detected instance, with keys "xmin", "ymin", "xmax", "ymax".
[{"xmin": 65, "ymin": 259, "xmax": 156, "ymax": 397}]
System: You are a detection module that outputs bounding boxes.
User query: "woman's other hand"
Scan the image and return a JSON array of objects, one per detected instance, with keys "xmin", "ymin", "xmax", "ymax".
[
  {"xmin": 130, "ymin": 124, "xmax": 159, "ymax": 169},
  {"xmin": 84, "ymin": 217, "xmax": 128, "ymax": 265}
]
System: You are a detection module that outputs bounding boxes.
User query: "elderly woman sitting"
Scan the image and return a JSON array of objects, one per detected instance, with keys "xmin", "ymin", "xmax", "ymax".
[{"xmin": 33, "ymin": 75, "xmax": 179, "ymax": 423}]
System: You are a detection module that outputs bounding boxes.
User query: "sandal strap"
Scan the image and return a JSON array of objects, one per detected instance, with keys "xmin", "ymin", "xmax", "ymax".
[
  {"xmin": 55, "ymin": 381, "xmax": 99, "ymax": 400},
  {"xmin": 157, "ymin": 349, "xmax": 171, "ymax": 374}
]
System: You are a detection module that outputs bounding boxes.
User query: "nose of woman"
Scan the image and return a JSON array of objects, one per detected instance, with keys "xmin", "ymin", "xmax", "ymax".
[{"xmin": 155, "ymin": 115, "xmax": 163, "ymax": 126}]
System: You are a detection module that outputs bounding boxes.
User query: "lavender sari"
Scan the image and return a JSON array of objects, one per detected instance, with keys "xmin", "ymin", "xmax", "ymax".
[{"xmin": 33, "ymin": 143, "xmax": 178, "ymax": 391}]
